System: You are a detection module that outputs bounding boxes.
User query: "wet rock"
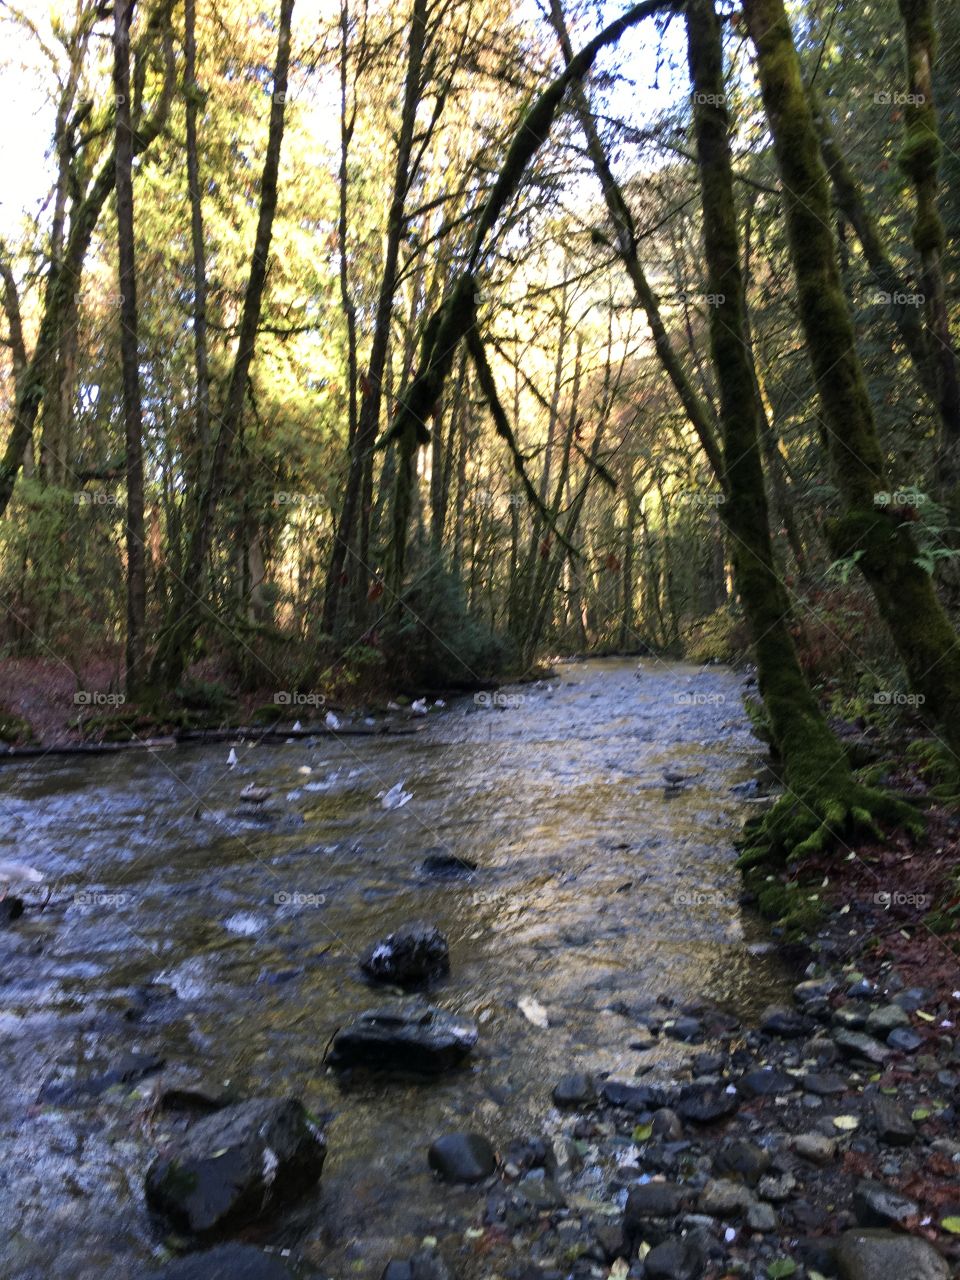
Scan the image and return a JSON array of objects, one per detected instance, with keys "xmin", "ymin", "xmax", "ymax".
[
  {"xmin": 698, "ymin": 1178, "xmax": 755, "ymax": 1216},
  {"xmin": 835, "ymin": 1229, "xmax": 950, "ymax": 1280},
  {"xmin": 0, "ymin": 896, "xmax": 25, "ymax": 924},
  {"xmin": 746, "ymin": 1201, "xmax": 779, "ymax": 1232},
  {"xmin": 327, "ymin": 1001, "xmax": 478, "ymax": 1074},
  {"xmin": 761, "ymin": 1005, "xmax": 807, "ymax": 1038},
  {"xmin": 420, "ymin": 852, "xmax": 477, "ymax": 877},
  {"xmin": 643, "ymin": 1238, "xmax": 705, "ymax": 1280},
  {"xmin": 505, "ymin": 1136, "xmax": 553, "ymax": 1175},
  {"xmin": 428, "ymin": 1132, "xmax": 496, "ymax": 1183},
  {"xmin": 794, "ymin": 976, "xmax": 837, "ymax": 1005},
  {"xmin": 675, "ymin": 1083, "xmax": 739, "ymax": 1124},
  {"xmin": 757, "ymin": 1172, "xmax": 796, "ymax": 1202},
  {"xmin": 872, "ymin": 1096, "xmax": 915, "ymax": 1147},
  {"xmin": 664, "ymin": 1016, "xmax": 703, "ymax": 1043},
  {"xmin": 651, "ymin": 1108, "xmax": 684, "ymax": 1140},
  {"xmin": 852, "ymin": 1179, "xmax": 919, "ymax": 1229},
  {"xmin": 382, "ymin": 1250, "xmax": 450, "ymax": 1280},
  {"xmin": 802, "ymin": 1070, "xmax": 849, "ymax": 1096},
  {"xmin": 891, "ymin": 988, "xmax": 930, "ymax": 1013},
  {"xmin": 624, "ymin": 1181, "xmax": 686, "ymax": 1225},
  {"xmin": 865, "ymin": 1005, "xmax": 910, "ymax": 1038},
  {"xmin": 359, "ymin": 923, "xmax": 450, "ymax": 987},
  {"xmin": 834, "ymin": 1028, "xmax": 891, "ymax": 1066},
  {"xmin": 151, "ymin": 1244, "xmax": 299, "ymax": 1278},
  {"xmin": 834, "ymin": 1004, "xmax": 871, "ymax": 1031},
  {"xmin": 737, "ymin": 1067, "xmax": 797, "ymax": 1098},
  {"xmin": 714, "ymin": 1139, "xmax": 770, "ymax": 1186},
  {"xmin": 803, "ymin": 1035, "xmax": 840, "ymax": 1064},
  {"xmin": 552, "ymin": 1073, "xmax": 596, "ymax": 1108},
  {"xmin": 601, "ymin": 1080, "xmax": 666, "ymax": 1111},
  {"xmin": 39, "ymin": 1051, "xmax": 165, "ymax": 1105},
  {"xmin": 145, "ymin": 1097, "xmax": 326, "ymax": 1236},
  {"xmin": 691, "ymin": 1051, "xmax": 726, "ymax": 1076},
  {"xmin": 792, "ymin": 1132, "xmax": 837, "ymax": 1165},
  {"xmin": 887, "ymin": 1026, "xmax": 923, "ymax": 1053}
]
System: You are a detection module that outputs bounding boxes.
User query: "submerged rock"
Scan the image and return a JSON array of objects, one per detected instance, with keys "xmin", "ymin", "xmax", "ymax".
[
  {"xmin": 39, "ymin": 1051, "xmax": 165, "ymax": 1105},
  {"xmin": 428, "ymin": 1132, "xmax": 496, "ymax": 1183},
  {"xmin": 872, "ymin": 1096, "xmax": 915, "ymax": 1147},
  {"xmin": 623, "ymin": 1180, "xmax": 687, "ymax": 1225},
  {"xmin": 852, "ymin": 1179, "xmax": 918, "ymax": 1229},
  {"xmin": 145, "ymin": 1097, "xmax": 326, "ymax": 1236},
  {"xmin": 644, "ymin": 1237, "xmax": 706, "ymax": 1280},
  {"xmin": 420, "ymin": 852, "xmax": 478, "ymax": 877},
  {"xmin": 760, "ymin": 1004, "xmax": 807, "ymax": 1037},
  {"xmin": 152, "ymin": 1244, "xmax": 300, "ymax": 1278},
  {"xmin": 835, "ymin": 1229, "xmax": 949, "ymax": 1280},
  {"xmin": 327, "ymin": 1001, "xmax": 478, "ymax": 1074},
  {"xmin": 359, "ymin": 922, "xmax": 450, "ymax": 987}
]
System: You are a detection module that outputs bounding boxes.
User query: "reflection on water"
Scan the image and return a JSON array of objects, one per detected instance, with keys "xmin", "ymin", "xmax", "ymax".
[{"xmin": 0, "ymin": 657, "xmax": 788, "ymax": 1278}]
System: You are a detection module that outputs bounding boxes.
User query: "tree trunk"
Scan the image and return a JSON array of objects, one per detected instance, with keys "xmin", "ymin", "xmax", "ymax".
[
  {"xmin": 686, "ymin": 0, "xmax": 915, "ymax": 863},
  {"xmin": 148, "ymin": 0, "xmax": 295, "ymax": 692},
  {"xmin": 114, "ymin": 0, "xmax": 147, "ymax": 697},
  {"xmin": 184, "ymin": 0, "xmax": 211, "ymax": 490},
  {"xmin": 743, "ymin": 0, "xmax": 960, "ymax": 762}
]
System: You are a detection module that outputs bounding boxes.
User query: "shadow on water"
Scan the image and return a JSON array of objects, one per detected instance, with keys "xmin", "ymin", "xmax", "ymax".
[{"xmin": 0, "ymin": 657, "xmax": 791, "ymax": 1277}]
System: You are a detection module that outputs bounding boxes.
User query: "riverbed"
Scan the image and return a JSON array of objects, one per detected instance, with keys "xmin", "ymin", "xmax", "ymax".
[{"xmin": 0, "ymin": 657, "xmax": 790, "ymax": 1278}]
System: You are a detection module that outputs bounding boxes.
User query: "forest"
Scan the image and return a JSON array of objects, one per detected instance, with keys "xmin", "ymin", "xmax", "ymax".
[{"xmin": 1, "ymin": 1, "xmax": 960, "ymax": 1277}]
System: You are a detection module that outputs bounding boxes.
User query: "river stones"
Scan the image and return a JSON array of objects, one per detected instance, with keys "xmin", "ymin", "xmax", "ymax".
[
  {"xmin": 145, "ymin": 1097, "xmax": 326, "ymax": 1236},
  {"xmin": 643, "ymin": 1237, "xmax": 706, "ymax": 1280},
  {"xmin": 834, "ymin": 1229, "xmax": 950, "ymax": 1280},
  {"xmin": 359, "ymin": 922, "xmax": 450, "ymax": 987},
  {"xmin": 864, "ymin": 1004, "xmax": 910, "ymax": 1037},
  {"xmin": 151, "ymin": 1244, "xmax": 300, "ymax": 1278},
  {"xmin": 624, "ymin": 1180, "xmax": 687, "ymax": 1224},
  {"xmin": 736, "ymin": 1067, "xmax": 797, "ymax": 1098},
  {"xmin": 713, "ymin": 1138, "xmax": 771, "ymax": 1185},
  {"xmin": 872, "ymin": 1096, "xmax": 915, "ymax": 1146},
  {"xmin": 833, "ymin": 1028, "xmax": 891, "ymax": 1066},
  {"xmin": 327, "ymin": 1001, "xmax": 478, "ymax": 1073},
  {"xmin": 791, "ymin": 1132, "xmax": 837, "ymax": 1165},
  {"xmin": 674, "ymin": 1082, "xmax": 739, "ymax": 1123},
  {"xmin": 760, "ymin": 1004, "xmax": 807, "ymax": 1038},
  {"xmin": 552, "ymin": 1072, "xmax": 596, "ymax": 1107},
  {"xmin": 852, "ymin": 1179, "xmax": 918, "ymax": 1229},
  {"xmin": 697, "ymin": 1177, "xmax": 756, "ymax": 1216},
  {"xmin": 428, "ymin": 1132, "xmax": 496, "ymax": 1183}
]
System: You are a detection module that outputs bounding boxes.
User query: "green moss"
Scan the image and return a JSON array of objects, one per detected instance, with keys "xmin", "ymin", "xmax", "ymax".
[{"xmin": 0, "ymin": 707, "xmax": 36, "ymax": 745}]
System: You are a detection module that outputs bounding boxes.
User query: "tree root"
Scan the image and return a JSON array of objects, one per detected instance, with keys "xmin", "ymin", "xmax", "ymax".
[{"xmin": 737, "ymin": 777, "xmax": 923, "ymax": 870}]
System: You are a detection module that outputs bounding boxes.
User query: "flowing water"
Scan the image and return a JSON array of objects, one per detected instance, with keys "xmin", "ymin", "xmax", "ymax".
[{"xmin": 0, "ymin": 657, "xmax": 791, "ymax": 1278}]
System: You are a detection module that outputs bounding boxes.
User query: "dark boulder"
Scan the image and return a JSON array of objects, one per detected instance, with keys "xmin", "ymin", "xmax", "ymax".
[
  {"xmin": 145, "ymin": 1097, "xmax": 326, "ymax": 1236},
  {"xmin": 327, "ymin": 1001, "xmax": 477, "ymax": 1074},
  {"xmin": 360, "ymin": 922, "xmax": 450, "ymax": 987},
  {"xmin": 428, "ymin": 1133, "xmax": 496, "ymax": 1183}
]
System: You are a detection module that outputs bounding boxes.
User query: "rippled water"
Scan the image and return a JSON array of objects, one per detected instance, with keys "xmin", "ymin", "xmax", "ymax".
[{"xmin": 0, "ymin": 657, "xmax": 789, "ymax": 1278}]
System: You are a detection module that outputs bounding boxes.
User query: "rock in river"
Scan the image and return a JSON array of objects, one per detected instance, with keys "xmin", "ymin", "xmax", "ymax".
[
  {"xmin": 359, "ymin": 922, "xmax": 450, "ymax": 987},
  {"xmin": 852, "ymin": 1179, "xmax": 918, "ymax": 1229},
  {"xmin": 835, "ymin": 1229, "xmax": 950, "ymax": 1280},
  {"xmin": 327, "ymin": 1001, "xmax": 478, "ymax": 1073},
  {"xmin": 152, "ymin": 1244, "xmax": 301, "ymax": 1278},
  {"xmin": 644, "ymin": 1238, "xmax": 706, "ymax": 1280},
  {"xmin": 428, "ymin": 1132, "xmax": 496, "ymax": 1183},
  {"xmin": 145, "ymin": 1097, "xmax": 326, "ymax": 1236}
]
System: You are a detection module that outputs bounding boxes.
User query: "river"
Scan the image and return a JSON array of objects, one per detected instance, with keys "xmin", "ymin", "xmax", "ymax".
[{"xmin": 0, "ymin": 656, "xmax": 790, "ymax": 1278}]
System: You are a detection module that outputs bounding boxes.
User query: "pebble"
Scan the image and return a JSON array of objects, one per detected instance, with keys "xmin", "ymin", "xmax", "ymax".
[{"xmin": 428, "ymin": 1133, "xmax": 496, "ymax": 1184}]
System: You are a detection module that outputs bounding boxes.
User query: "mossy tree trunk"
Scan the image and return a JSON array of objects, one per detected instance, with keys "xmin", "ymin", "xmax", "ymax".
[
  {"xmin": 743, "ymin": 0, "xmax": 960, "ymax": 764},
  {"xmin": 896, "ymin": 0, "xmax": 960, "ymax": 497},
  {"xmin": 685, "ymin": 0, "xmax": 917, "ymax": 864}
]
